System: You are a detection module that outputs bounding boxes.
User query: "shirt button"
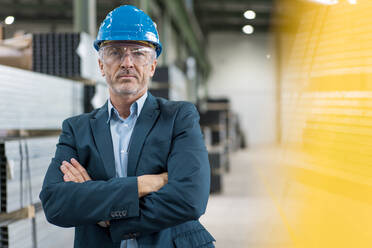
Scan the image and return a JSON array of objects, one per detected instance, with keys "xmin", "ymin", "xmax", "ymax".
[{"xmin": 123, "ymin": 123, "xmax": 129, "ymax": 127}]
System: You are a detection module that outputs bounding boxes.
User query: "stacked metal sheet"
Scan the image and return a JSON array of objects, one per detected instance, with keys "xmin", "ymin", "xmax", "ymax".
[
  {"xmin": 2, "ymin": 137, "xmax": 58, "ymax": 213},
  {"xmin": 32, "ymin": 33, "xmax": 81, "ymax": 77},
  {"xmin": 150, "ymin": 65, "xmax": 188, "ymax": 101},
  {"xmin": 199, "ymin": 106, "xmax": 230, "ymax": 194},
  {"xmin": 0, "ymin": 136, "xmax": 76, "ymax": 247},
  {"xmin": 0, "ymin": 65, "xmax": 83, "ymax": 130},
  {"xmin": 7, "ymin": 211, "xmax": 74, "ymax": 248},
  {"xmin": 0, "ymin": 64, "xmax": 84, "ymax": 246}
]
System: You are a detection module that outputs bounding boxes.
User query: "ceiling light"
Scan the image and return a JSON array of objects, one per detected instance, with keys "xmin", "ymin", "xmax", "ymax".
[
  {"xmin": 4, "ymin": 16, "xmax": 14, "ymax": 25},
  {"xmin": 242, "ymin": 25, "xmax": 254, "ymax": 34},
  {"xmin": 348, "ymin": 0, "xmax": 357, "ymax": 4},
  {"xmin": 244, "ymin": 10, "xmax": 256, "ymax": 20}
]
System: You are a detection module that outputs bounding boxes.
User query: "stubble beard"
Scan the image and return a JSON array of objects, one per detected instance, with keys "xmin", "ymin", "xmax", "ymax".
[{"xmin": 109, "ymin": 77, "xmax": 148, "ymax": 97}]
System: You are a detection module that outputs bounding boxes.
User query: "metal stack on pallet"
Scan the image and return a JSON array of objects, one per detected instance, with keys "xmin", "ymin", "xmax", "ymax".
[
  {"xmin": 0, "ymin": 135, "xmax": 74, "ymax": 248},
  {"xmin": 0, "ymin": 65, "xmax": 83, "ymax": 129},
  {"xmin": 150, "ymin": 66, "xmax": 171, "ymax": 99},
  {"xmin": 150, "ymin": 65, "xmax": 188, "ymax": 101},
  {"xmin": 32, "ymin": 33, "xmax": 81, "ymax": 77},
  {"xmin": 207, "ymin": 98, "xmax": 243, "ymax": 166},
  {"xmin": 0, "ymin": 136, "xmax": 75, "ymax": 247},
  {"xmin": 199, "ymin": 98, "xmax": 244, "ymax": 194},
  {"xmin": 0, "ymin": 65, "xmax": 81, "ymax": 247},
  {"xmin": 0, "ymin": 143, "xmax": 8, "ymax": 247},
  {"xmin": 199, "ymin": 106, "xmax": 228, "ymax": 194}
]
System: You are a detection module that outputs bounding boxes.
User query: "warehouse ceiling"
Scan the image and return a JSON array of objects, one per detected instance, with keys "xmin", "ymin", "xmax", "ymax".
[
  {"xmin": 194, "ymin": 0, "xmax": 273, "ymax": 33},
  {"xmin": 0, "ymin": 0, "xmax": 274, "ymax": 34}
]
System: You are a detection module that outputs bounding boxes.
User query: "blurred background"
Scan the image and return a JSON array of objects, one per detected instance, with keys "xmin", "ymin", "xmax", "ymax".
[{"xmin": 0, "ymin": 0, "xmax": 371, "ymax": 247}]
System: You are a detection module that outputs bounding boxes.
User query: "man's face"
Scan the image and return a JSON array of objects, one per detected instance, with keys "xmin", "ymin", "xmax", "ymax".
[{"xmin": 98, "ymin": 42, "xmax": 157, "ymax": 97}]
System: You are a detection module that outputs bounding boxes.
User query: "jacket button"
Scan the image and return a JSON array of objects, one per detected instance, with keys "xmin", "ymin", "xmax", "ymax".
[{"xmin": 111, "ymin": 211, "xmax": 120, "ymax": 218}]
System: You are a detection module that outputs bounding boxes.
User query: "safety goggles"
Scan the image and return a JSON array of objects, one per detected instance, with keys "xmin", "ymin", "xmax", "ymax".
[{"xmin": 99, "ymin": 43, "xmax": 154, "ymax": 65}]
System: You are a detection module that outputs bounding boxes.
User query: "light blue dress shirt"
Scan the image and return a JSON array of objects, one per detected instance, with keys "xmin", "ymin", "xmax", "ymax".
[{"xmin": 107, "ymin": 92, "xmax": 148, "ymax": 248}]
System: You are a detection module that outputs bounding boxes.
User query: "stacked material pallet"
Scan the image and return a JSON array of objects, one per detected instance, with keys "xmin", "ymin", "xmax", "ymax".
[
  {"xmin": 5, "ymin": 209, "xmax": 74, "ymax": 248},
  {"xmin": 150, "ymin": 67, "xmax": 170, "ymax": 99},
  {"xmin": 199, "ymin": 98, "xmax": 244, "ymax": 193},
  {"xmin": 0, "ymin": 136, "xmax": 75, "ymax": 248},
  {"xmin": 0, "ymin": 65, "xmax": 83, "ymax": 130},
  {"xmin": 0, "ymin": 65, "xmax": 81, "ymax": 247},
  {"xmin": 150, "ymin": 65, "xmax": 188, "ymax": 101},
  {"xmin": 199, "ymin": 107, "xmax": 228, "ymax": 194},
  {"xmin": 32, "ymin": 33, "xmax": 81, "ymax": 77},
  {"xmin": 2, "ymin": 137, "xmax": 58, "ymax": 213}
]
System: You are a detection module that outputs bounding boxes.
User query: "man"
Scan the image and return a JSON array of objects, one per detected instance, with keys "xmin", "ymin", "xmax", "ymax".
[{"xmin": 39, "ymin": 5, "xmax": 215, "ymax": 248}]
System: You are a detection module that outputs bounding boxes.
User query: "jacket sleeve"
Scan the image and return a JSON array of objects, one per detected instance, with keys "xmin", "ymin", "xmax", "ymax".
[
  {"xmin": 109, "ymin": 102, "xmax": 211, "ymax": 241},
  {"xmin": 39, "ymin": 118, "xmax": 140, "ymax": 227}
]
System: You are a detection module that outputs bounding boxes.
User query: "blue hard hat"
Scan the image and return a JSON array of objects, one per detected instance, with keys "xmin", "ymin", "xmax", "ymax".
[{"xmin": 94, "ymin": 5, "xmax": 162, "ymax": 57}]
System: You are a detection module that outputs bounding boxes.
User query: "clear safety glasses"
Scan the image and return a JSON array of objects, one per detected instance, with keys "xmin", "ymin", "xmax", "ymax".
[{"xmin": 100, "ymin": 44, "xmax": 154, "ymax": 65}]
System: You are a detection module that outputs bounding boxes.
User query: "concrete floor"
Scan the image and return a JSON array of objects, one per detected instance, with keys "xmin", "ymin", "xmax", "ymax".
[{"xmin": 199, "ymin": 147, "xmax": 293, "ymax": 248}]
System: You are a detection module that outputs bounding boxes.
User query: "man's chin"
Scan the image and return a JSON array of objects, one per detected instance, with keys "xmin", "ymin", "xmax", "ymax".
[
  {"xmin": 110, "ymin": 83, "xmax": 147, "ymax": 97},
  {"xmin": 116, "ymin": 89, "xmax": 138, "ymax": 95},
  {"xmin": 112, "ymin": 86, "xmax": 142, "ymax": 96}
]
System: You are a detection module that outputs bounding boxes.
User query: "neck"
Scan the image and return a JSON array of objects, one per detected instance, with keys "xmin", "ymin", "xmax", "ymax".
[{"xmin": 109, "ymin": 89, "xmax": 146, "ymax": 119}]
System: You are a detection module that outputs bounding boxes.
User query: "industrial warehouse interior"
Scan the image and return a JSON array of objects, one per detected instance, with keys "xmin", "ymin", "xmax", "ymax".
[{"xmin": 0, "ymin": 0, "xmax": 371, "ymax": 247}]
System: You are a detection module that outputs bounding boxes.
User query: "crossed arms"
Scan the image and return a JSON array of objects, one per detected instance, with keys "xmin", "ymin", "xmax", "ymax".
[
  {"xmin": 60, "ymin": 158, "xmax": 168, "ymax": 198},
  {"xmin": 60, "ymin": 157, "xmax": 168, "ymax": 227},
  {"xmin": 39, "ymin": 103, "xmax": 211, "ymax": 242}
]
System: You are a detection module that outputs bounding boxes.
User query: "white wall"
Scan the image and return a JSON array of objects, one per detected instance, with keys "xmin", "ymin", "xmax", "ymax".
[{"xmin": 206, "ymin": 32, "xmax": 276, "ymax": 146}]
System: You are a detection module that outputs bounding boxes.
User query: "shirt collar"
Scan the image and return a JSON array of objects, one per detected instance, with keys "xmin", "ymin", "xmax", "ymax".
[{"xmin": 106, "ymin": 91, "xmax": 148, "ymax": 123}]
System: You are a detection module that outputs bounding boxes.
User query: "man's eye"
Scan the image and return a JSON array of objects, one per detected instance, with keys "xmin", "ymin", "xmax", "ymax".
[
  {"xmin": 133, "ymin": 51, "xmax": 145, "ymax": 56},
  {"xmin": 107, "ymin": 49, "xmax": 121, "ymax": 56}
]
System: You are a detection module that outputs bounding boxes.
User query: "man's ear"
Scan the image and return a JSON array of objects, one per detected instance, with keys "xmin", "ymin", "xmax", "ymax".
[
  {"xmin": 98, "ymin": 59, "xmax": 105, "ymax": 76},
  {"xmin": 149, "ymin": 59, "xmax": 157, "ymax": 77}
]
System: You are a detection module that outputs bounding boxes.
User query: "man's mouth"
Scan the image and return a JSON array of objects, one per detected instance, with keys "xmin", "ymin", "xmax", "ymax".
[{"xmin": 118, "ymin": 74, "xmax": 136, "ymax": 79}]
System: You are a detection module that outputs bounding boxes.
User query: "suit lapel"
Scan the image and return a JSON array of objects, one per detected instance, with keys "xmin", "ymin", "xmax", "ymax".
[
  {"xmin": 127, "ymin": 93, "xmax": 160, "ymax": 176},
  {"xmin": 90, "ymin": 102, "xmax": 116, "ymax": 179}
]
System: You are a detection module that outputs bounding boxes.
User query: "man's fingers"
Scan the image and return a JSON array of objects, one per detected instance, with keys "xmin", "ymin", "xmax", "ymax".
[
  {"xmin": 63, "ymin": 174, "xmax": 71, "ymax": 182},
  {"xmin": 70, "ymin": 158, "xmax": 92, "ymax": 181},
  {"xmin": 60, "ymin": 163, "xmax": 79, "ymax": 182},
  {"xmin": 65, "ymin": 161, "xmax": 85, "ymax": 182},
  {"xmin": 60, "ymin": 159, "xmax": 92, "ymax": 183},
  {"xmin": 160, "ymin": 172, "xmax": 168, "ymax": 183},
  {"xmin": 60, "ymin": 161, "xmax": 84, "ymax": 183}
]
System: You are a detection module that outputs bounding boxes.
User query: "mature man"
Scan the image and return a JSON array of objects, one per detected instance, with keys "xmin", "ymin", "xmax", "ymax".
[{"xmin": 39, "ymin": 5, "xmax": 215, "ymax": 248}]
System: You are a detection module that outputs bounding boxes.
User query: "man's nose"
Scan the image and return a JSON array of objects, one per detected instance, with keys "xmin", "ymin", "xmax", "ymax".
[{"xmin": 120, "ymin": 53, "xmax": 134, "ymax": 68}]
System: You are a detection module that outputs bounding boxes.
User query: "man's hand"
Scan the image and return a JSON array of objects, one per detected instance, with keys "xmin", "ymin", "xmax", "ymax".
[
  {"xmin": 60, "ymin": 159, "xmax": 167, "ymax": 226},
  {"xmin": 137, "ymin": 172, "xmax": 168, "ymax": 198},
  {"xmin": 60, "ymin": 158, "xmax": 92, "ymax": 183},
  {"xmin": 60, "ymin": 159, "xmax": 109, "ymax": 228},
  {"xmin": 60, "ymin": 158, "xmax": 168, "ymax": 198}
]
